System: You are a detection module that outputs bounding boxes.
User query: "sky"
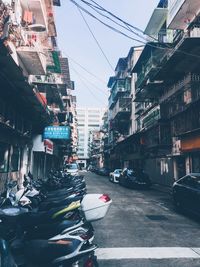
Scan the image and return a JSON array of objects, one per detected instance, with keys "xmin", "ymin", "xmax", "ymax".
[{"xmin": 55, "ymin": 0, "xmax": 158, "ymax": 108}]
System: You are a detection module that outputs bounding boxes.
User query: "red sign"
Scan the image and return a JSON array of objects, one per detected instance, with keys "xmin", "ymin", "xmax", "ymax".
[{"xmin": 44, "ymin": 139, "xmax": 53, "ymax": 154}]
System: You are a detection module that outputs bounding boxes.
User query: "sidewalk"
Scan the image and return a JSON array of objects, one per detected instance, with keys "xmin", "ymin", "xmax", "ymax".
[{"xmin": 151, "ymin": 183, "xmax": 173, "ymax": 195}]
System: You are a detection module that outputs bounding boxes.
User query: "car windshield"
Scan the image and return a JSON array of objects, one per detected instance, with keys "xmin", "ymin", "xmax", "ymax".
[{"xmin": 66, "ymin": 164, "xmax": 78, "ymax": 170}]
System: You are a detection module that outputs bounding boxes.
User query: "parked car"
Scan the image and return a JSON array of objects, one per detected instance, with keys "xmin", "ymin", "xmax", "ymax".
[
  {"xmin": 172, "ymin": 173, "xmax": 200, "ymax": 215},
  {"xmin": 109, "ymin": 169, "xmax": 122, "ymax": 183},
  {"xmin": 119, "ymin": 168, "xmax": 151, "ymax": 189},
  {"xmin": 64, "ymin": 163, "xmax": 79, "ymax": 176}
]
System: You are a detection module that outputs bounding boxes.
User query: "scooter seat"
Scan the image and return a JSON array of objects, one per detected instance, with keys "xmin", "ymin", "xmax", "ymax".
[
  {"xmin": 19, "ymin": 204, "xmax": 80, "ymax": 227},
  {"xmin": 45, "ymin": 187, "xmax": 74, "ymax": 197},
  {"xmin": 26, "ymin": 219, "xmax": 80, "ymax": 239},
  {"xmin": 39, "ymin": 195, "xmax": 82, "ymax": 211},
  {"xmin": 23, "ymin": 238, "xmax": 81, "ymax": 264}
]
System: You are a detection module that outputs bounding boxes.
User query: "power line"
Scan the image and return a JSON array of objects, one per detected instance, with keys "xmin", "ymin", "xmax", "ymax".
[
  {"xmin": 70, "ymin": 0, "xmax": 200, "ymax": 60},
  {"xmin": 69, "ymin": 0, "xmax": 148, "ymax": 44},
  {"xmin": 77, "ymin": 7, "xmax": 115, "ymax": 71},
  {"xmin": 62, "ymin": 51, "xmax": 107, "ymax": 85},
  {"xmin": 70, "ymin": 63, "xmax": 109, "ymax": 95},
  {"xmin": 70, "ymin": 64, "xmax": 107, "ymax": 106},
  {"xmin": 77, "ymin": 0, "xmax": 153, "ymax": 42},
  {"xmin": 84, "ymin": 0, "xmax": 145, "ymax": 34}
]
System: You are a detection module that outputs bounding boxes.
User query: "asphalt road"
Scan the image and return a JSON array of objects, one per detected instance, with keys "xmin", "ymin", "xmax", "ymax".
[{"xmin": 83, "ymin": 171, "xmax": 200, "ymax": 267}]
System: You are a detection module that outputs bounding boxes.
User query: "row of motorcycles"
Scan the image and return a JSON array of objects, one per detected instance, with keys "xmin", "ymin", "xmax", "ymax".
[{"xmin": 0, "ymin": 170, "xmax": 112, "ymax": 266}]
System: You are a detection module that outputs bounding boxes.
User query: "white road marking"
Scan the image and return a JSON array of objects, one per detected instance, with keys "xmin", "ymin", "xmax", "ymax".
[{"xmin": 96, "ymin": 247, "xmax": 200, "ymax": 260}]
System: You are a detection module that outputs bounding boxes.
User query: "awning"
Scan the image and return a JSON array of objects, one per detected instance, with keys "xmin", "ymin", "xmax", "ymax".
[
  {"xmin": 145, "ymin": 8, "xmax": 168, "ymax": 36},
  {"xmin": 181, "ymin": 132, "xmax": 200, "ymax": 152}
]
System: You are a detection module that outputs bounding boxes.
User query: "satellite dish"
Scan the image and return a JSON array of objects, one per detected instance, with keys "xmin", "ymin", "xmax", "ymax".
[{"xmin": 28, "ymin": 24, "xmax": 46, "ymax": 32}]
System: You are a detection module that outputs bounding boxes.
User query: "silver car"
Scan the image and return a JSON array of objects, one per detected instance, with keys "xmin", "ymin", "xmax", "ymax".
[{"xmin": 109, "ymin": 169, "xmax": 122, "ymax": 183}]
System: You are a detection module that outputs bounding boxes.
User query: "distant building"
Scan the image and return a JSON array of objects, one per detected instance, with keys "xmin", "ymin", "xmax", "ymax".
[{"xmin": 77, "ymin": 107, "xmax": 106, "ymax": 168}]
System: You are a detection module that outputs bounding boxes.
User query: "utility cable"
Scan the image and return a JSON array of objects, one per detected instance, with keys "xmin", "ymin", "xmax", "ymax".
[
  {"xmin": 70, "ymin": 64, "xmax": 108, "ymax": 96},
  {"xmin": 77, "ymin": 0, "xmax": 154, "ymax": 42},
  {"xmin": 70, "ymin": 0, "xmax": 200, "ymax": 60},
  {"xmin": 69, "ymin": 0, "xmax": 148, "ymax": 44},
  {"xmin": 61, "ymin": 51, "xmax": 109, "ymax": 94},
  {"xmin": 70, "ymin": 64, "xmax": 107, "ymax": 106},
  {"xmin": 77, "ymin": 7, "xmax": 115, "ymax": 71},
  {"xmin": 62, "ymin": 51, "xmax": 107, "ymax": 85},
  {"xmin": 79, "ymin": 0, "xmax": 157, "ymax": 41}
]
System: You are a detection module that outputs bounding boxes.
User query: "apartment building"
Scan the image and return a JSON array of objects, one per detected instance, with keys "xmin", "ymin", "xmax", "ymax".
[
  {"xmin": 77, "ymin": 107, "xmax": 106, "ymax": 168},
  {"xmin": 132, "ymin": 0, "xmax": 200, "ymax": 186},
  {"xmin": 107, "ymin": 47, "xmax": 142, "ymax": 170},
  {"xmin": 0, "ymin": 0, "xmax": 76, "ymax": 190}
]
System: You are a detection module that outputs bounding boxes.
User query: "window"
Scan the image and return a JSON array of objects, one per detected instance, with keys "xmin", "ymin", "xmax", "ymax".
[
  {"xmin": 88, "ymin": 114, "xmax": 100, "ymax": 118},
  {"xmin": 10, "ymin": 146, "xmax": 20, "ymax": 172},
  {"xmin": 88, "ymin": 110, "xmax": 100, "ymax": 114},
  {"xmin": 0, "ymin": 143, "xmax": 9, "ymax": 173}
]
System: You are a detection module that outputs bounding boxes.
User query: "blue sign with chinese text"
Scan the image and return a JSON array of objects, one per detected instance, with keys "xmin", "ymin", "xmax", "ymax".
[{"xmin": 43, "ymin": 126, "xmax": 71, "ymax": 140}]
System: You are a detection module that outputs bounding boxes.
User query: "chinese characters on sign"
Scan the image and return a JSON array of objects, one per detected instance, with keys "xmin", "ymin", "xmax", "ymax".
[{"xmin": 43, "ymin": 126, "xmax": 71, "ymax": 140}]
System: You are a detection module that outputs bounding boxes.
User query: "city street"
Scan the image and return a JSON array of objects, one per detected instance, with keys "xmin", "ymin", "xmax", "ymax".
[{"xmin": 84, "ymin": 171, "xmax": 200, "ymax": 267}]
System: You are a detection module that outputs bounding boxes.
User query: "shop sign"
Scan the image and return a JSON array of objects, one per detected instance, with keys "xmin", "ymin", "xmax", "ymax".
[
  {"xmin": 181, "ymin": 134, "xmax": 200, "ymax": 152},
  {"xmin": 43, "ymin": 126, "xmax": 71, "ymax": 140},
  {"xmin": 44, "ymin": 139, "xmax": 53, "ymax": 154},
  {"xmin": 172, "ymin": 137, "xmax": 181, "ymax": 155}
]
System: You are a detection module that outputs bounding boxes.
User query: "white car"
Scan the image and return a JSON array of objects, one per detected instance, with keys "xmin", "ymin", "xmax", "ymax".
[
  {"xmin": 109, "ymin": 169, "xmax": 122, "ymax": 183},
  {"xmin": 64, "ymin": 163, "xmax": 79, "ymax": 176}
]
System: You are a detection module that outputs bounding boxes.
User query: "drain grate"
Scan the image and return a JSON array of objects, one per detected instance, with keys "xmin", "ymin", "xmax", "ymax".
[{"xmin": 146, "ymin": 215, "xmax": 168, "ymax": 221}]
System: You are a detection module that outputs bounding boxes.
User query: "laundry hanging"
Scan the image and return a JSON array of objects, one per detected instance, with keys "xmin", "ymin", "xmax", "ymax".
[{"xmin": 23, "ymin": 10, "xmax": 33, "ymax": 24}]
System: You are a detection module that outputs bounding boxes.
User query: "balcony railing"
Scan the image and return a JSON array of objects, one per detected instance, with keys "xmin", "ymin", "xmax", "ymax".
[
  {"xmin": 29, "ymin": 73, "xmax": 64, "ymax": 85},
  {"xmin": 135, "ymin": 103, "xmax": 144, "ymax": 115},
  {"xmin": 111, "ymin": 78, "xmax": 131, "ymax": 99},
  {"xmin": 112, "ymin": 97, "xmax": 131, "ymax": 120},
  {"xmin": 135, "ymin": 48, "xmax": 170, "ymax": 89},
  {"xmin": 160, "ymin": 73, "xmax": 200, "ymax": 103},
  {"xmin": 142, "ymin": 106, "xmax": 160, "ymax": 129}
]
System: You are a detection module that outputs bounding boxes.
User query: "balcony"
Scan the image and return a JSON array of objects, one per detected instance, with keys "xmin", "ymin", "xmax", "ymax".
[
  {"xmin": 154, "ymin": 34, "xmax": 200, "ymax": 82},
  {"xmin": 20, "ymin": 0, "xmax": 48, "ymax": 32},
  {"xmin": 160, "ymin": 73, "xmax": 200, "ymax": 103},
  {"xmin": 29, "ymin": 73, "xmax": 64, "ymax": 85},
  {"xmin": 142, "ymin": 106, "xmax": 160, "ymax": 130},
  {"xmin": 133, "ymin": 43, "xmax": 171, "ymax": 90},
  {"xmin": 112, "ymin": 97, "xmax": 131, "ymax": 121},
  {"xmin": 142, "ymin": 122, "xmax": 171, "ymax": 149},
  {"xmin": 111, "ymin": 78, "xmax": 131, "ymax": 100},
  {"xmin": 168, "ymin": 0, "xmax": 200, "ymax": 30},
  {"xmin": 17, "ymin": 37, "xmax": 46, "ymax": 75},
  {"xmin": 135, "ymin": 103, "xmax": 144, "ymax": 115}
]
